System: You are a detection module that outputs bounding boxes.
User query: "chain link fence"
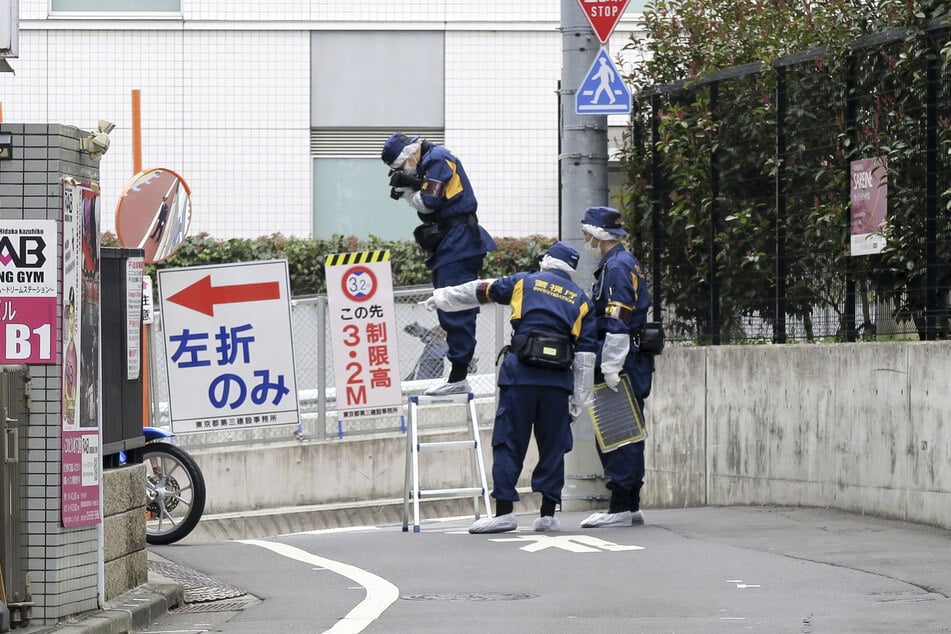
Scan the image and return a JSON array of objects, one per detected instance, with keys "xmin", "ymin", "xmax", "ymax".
[{"xmin": 148, "ymin": 285, "xmax": 510, "ymax": 449}]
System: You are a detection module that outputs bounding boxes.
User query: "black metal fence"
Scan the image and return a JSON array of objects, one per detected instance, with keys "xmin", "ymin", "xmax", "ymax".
[{"xmin": 625, "ymin": 20, "xmax": 951, "ymax": 344}]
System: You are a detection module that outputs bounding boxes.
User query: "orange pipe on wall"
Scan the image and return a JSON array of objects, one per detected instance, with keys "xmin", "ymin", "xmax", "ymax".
[
  {"xmin": 132, "ymin": 89, "xmax": 150, "ymax": 426},
  {"xmin": 131, "ymin": 89, "xmax": 142, "ymax": 174}
]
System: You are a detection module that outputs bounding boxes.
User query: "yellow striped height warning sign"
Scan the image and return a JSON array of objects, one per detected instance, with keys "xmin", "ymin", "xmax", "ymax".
[{"xmin": 324, "ymin": 250, "xmax": 391, "ymax": 267}]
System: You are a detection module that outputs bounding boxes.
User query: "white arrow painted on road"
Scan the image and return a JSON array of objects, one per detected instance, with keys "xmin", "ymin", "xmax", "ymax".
[{"xmin": 488, "ymin": 534, "xmax": 645, "ymax": 553}]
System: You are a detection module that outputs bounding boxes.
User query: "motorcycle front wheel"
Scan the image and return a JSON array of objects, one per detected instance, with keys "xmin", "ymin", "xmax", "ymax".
[{"xmin": 143, "ymin": 442, "xmax": 206, "ymax": 545}]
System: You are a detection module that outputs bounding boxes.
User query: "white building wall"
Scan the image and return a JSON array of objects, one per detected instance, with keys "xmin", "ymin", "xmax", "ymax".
[{"xmin": 2, "ymin": 1, "xmax": 642, "ymax": 240}]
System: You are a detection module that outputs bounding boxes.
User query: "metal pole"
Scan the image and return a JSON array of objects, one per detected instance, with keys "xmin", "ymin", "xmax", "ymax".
[
  {"xmin": 775, "ymin": 66, "xmax": 788, "ymax": 344},
  {"xmin": 560, "ymin": 0, "xmax": 608, "ymax": 288},
  {"xmin": 560, "ymin": 0, "xmax": 609, "ymax": 512}
]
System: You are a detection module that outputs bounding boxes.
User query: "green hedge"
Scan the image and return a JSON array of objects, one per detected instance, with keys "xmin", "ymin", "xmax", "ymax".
[{"xmin": 103, "ymin": 232, "xmax": 556, "ymax": 296}]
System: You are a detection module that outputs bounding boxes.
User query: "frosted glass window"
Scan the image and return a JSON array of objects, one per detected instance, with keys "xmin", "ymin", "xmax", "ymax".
[{"xmin": 313, "ymin": 158, "xmax": 410, "ymax": 242}]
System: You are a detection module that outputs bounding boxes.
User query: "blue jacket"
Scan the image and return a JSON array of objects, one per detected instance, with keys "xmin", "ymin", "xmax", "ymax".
[
  {"xmin": 416, "ymin": 143, "xmax": 496, "ymax": 269},
  {"xmin": 591, "ymin": 244, "xmax": 650, "ymax": 338},
  {"xmin": 591, "ymin": 244, "xmax": 654, "ymax": 397},
  {"xmin": 487, "ymin": 269, "xmax": 598, "ymax": 391}
]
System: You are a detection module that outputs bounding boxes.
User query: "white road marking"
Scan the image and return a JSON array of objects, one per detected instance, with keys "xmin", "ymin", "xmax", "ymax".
[
  {"xmin": 240, "ymin": 539, "xmax": 398, "ymax": 634},
  {"xmin": 489, "ymin": 534, "xmax": 645, "ymax": 553}
]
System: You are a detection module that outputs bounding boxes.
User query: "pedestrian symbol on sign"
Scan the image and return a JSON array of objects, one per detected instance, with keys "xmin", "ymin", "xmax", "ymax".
[{"xmin": 575, "ymin": 48, "xmax": 632, "ymax": 115}]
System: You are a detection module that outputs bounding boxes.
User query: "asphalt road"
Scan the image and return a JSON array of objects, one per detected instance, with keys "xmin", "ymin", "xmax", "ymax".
[{"xmin": 145, "ymin": 505, "xmax": 951, "ymax": 634}]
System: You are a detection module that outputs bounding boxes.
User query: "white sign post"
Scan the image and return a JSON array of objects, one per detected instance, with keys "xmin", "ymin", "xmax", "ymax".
[
  {"xmin": 324, "ymin": 251, "xmax": 402, "ymax": 434},
  {"xmin": 157, "ymin": 260, "xmax": 299, "ymax": 433}
]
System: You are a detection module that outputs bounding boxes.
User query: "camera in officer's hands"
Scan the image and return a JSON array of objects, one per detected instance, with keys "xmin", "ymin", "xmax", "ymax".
[
  {"xmin": 390, "ymin": 187, "xmax": 403, "ymax": 200},
  {"xmin": 389, "ymin": 169, "xmax": 423, "ymax": 190}
]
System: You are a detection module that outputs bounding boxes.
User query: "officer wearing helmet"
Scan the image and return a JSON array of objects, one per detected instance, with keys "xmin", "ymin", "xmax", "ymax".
[
  {"xmin": 382, "ymin": 132, "xmax": 496, "ymax": 396},
  {"xmin": 423, "ymin": 241, "xmax": 598, "ymax": 533},
  {"xmin": 577, "ymin": 206, "xmax": 655, "ymax": 529}
]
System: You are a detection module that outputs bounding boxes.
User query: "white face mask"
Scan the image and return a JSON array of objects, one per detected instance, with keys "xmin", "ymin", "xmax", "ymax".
[{"xmin": 584, "ymin": 238, "xmax": 601, "ymax": 258}]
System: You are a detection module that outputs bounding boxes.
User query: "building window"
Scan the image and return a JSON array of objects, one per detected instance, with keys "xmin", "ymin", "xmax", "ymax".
[
  {"xmin": 311, "ymin": 31, "xmax": 444, "ymax": 240},
  {"xmin": 51, "ymin": 0, "xmax": 181, "ymax": 12}
]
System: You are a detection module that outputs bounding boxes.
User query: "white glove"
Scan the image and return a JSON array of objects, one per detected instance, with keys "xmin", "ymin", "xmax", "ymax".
[
  {"xmin": 600, "ymin": 332, "xmax": 630, "ymax": 375},
  {"xmin": 408, "ymin": 190, "xmax": 431, "ymax": 213},
  {"xmin": 572, "ymin": 350, "xmax": 595, "ymax": 407},
  {"xmin": 568, "ymin": 396, "xmax": 585, "ymax": 421},
  {"xmin": 394, "ymin": 187, "xmax": 416, "ymax": 204},
  {"xmin": 419, "ymin": 296, "xmax": 437, "ymax": 311},
  {"xmin": 432, "ymin": 279, "xmax": 496, "ymax": 312},
  {"xmin": 603, "ymin": 371, "xmax": 620, "ymax": 392}
]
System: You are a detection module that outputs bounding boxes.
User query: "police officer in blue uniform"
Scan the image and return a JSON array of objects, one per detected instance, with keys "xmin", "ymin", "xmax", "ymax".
[
  {"xmin": 382, "ymin": 133, "xmax": 496, "ymax": 396},
  {"xmin": 424, "ymin": 242, "xmax": 597, "ymax": 533},
  {"xmin": 577, "ymin": 207, "xmax": 655, "ymax": 529}
]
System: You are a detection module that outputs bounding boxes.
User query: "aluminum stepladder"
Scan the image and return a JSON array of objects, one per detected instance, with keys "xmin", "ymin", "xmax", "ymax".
[{"xmin": 402, "ymin": 392, "xmax": 491, "ymax": 532}]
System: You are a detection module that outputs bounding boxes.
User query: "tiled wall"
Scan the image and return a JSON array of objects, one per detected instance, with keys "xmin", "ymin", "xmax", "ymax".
[
  {"xmin": 0, "ymin": 124, "xmax": 101, "ymax": 623},
  {"xmin": 4, "ymin": 2, "xmax": 643, "ymax": 241}
]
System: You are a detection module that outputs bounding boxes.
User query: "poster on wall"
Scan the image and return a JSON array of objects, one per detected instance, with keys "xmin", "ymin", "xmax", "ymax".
[
  {"xmin": 0, "ymin": 219, "xmax": 58, "ymax": 364},
  {"xmin": 61, "ymin": 178, "xmax": 103, "ymax": 528},
  {"xmin": 850, "ymin": 157, "xmax": 888, "ymax": 256}
]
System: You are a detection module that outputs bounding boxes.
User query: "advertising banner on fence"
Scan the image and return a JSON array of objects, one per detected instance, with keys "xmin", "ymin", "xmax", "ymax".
[
  {"xmin": 158, "ymin": 260, "xmax": 300, "ymax": 433},
  {"xmin": 850, "ymin": 157, "xmax": 888, "ymax": 256},
  {"xmin": 324, "ymin": 251, "xmax": 402, "ymax": 422}
]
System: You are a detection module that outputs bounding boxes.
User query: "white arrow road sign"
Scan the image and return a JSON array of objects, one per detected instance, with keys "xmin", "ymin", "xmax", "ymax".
[{"xmin": 488, "ymin": 534, "xmax": 645, "ymax": 553}]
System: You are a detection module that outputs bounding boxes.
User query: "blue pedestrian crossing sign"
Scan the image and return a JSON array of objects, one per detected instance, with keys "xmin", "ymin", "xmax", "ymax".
[{"xmin": 576, "ymin": 48, "xmax": 631, "ymax": 115}]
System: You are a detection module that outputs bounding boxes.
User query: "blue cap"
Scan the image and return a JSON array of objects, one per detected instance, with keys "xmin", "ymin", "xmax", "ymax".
[
  {"xmin": 546, "ymin": 241, "xmax": 580, "ymax": 270},
  {"xmin": 581, "ymin": 206, "xmax": 628, "ymax": 237},
  {"xmin": 381, "ymin": 132, "xmax": 420, "ymax": 166}
]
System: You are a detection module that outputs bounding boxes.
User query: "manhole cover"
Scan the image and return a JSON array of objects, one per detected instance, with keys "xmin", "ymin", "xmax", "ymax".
[
  {"xmin": 149, "ymin": 559, "xmax": 248, "ymax": 603},
  {"xmin": 401, "ymin": 593, "xmax": 536, "ymax": 601}
]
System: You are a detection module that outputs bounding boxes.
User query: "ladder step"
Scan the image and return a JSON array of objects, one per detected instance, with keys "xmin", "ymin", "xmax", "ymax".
[
  {"xmin": 411, "ymin": 487, "xmax": 485, "ymax": 499},
  {"xmin": 418, "ymin": 440, "xmax": 478, "ymax": 452},
  {"xmin": 411, "ymin": 393, "xmax": 473, "ymax": 405}
]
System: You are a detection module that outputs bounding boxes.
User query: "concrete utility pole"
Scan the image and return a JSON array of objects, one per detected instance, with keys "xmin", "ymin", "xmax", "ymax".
[{"xmin": 559, "ymin": 0, "xmax": 610, "ymax": 511}]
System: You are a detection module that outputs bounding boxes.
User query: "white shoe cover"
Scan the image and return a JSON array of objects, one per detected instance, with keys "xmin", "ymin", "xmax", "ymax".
[
  {"xmin": 424, "ymin": 379, "xmax": 471, "ymax": 396},
  {"xmin": 468, "ymin": 512, "xmax": 517, "ymax": 534},
  {"xmin": 580, "ymin": 510, "xmax": 633, "ymax": 528},
  {"xmin": 533, "ymin": 516, "xmax": 560, "ymax": 532}
]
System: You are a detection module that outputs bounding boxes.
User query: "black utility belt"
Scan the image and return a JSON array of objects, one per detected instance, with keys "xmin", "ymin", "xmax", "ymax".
[
  {"xmin": 413, "ymin": 213, "xmax": 478, "ymax": 254},
  {"xmin": 509, "ymin": 331, "xmax": 574, "ymax": 370}
]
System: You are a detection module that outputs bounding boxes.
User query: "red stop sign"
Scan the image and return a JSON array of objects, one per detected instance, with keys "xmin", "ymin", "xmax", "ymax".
[{"xmin": 576, "ymin": 0, "xmax": 631, "ymax": 44}]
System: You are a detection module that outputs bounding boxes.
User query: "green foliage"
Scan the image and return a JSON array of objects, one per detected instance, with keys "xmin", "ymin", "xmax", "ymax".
[
  {"xmin": 616, "ymin": 0, "xmax": 951, "ymax": 341},
  {"xmin": 106, "ymin": 232, "xmax": 557, "ymax": 296}
]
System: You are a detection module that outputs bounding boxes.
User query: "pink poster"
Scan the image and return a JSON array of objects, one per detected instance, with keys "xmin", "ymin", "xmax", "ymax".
[
  {"xmin": 0, "ymin": 220, "xmax": 58, "ymax": 363},
  {"xmin": 850, "ymin": 157, "xmax": 888, "ymax": 256},
  {"xmin": 61, "ymin": 179, "xmax": 102, "ymax": 528}
]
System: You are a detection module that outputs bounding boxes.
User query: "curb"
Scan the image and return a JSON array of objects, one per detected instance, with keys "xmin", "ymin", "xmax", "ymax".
[{"xmin": 23, "ymin": 577, "xmax": 183, "ymax": 634}]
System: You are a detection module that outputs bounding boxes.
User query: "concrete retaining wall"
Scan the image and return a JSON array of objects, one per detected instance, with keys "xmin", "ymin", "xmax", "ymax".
[
  {"xmin": 190, "ymin": 341, "xmax": 951, "ymax": 529},
  {"xmin": 101, "ymin": 464, "xmax": 148, "ymax": 600}
]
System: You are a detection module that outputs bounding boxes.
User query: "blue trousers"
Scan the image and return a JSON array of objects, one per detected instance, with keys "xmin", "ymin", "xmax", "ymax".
[
  {"xmin": 432, "ymin": 256, "xmax": 484, "ymax": 368},
  {"xmin": 490, "ymin": 384, "xmax": 573, "ymax": 504}
]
